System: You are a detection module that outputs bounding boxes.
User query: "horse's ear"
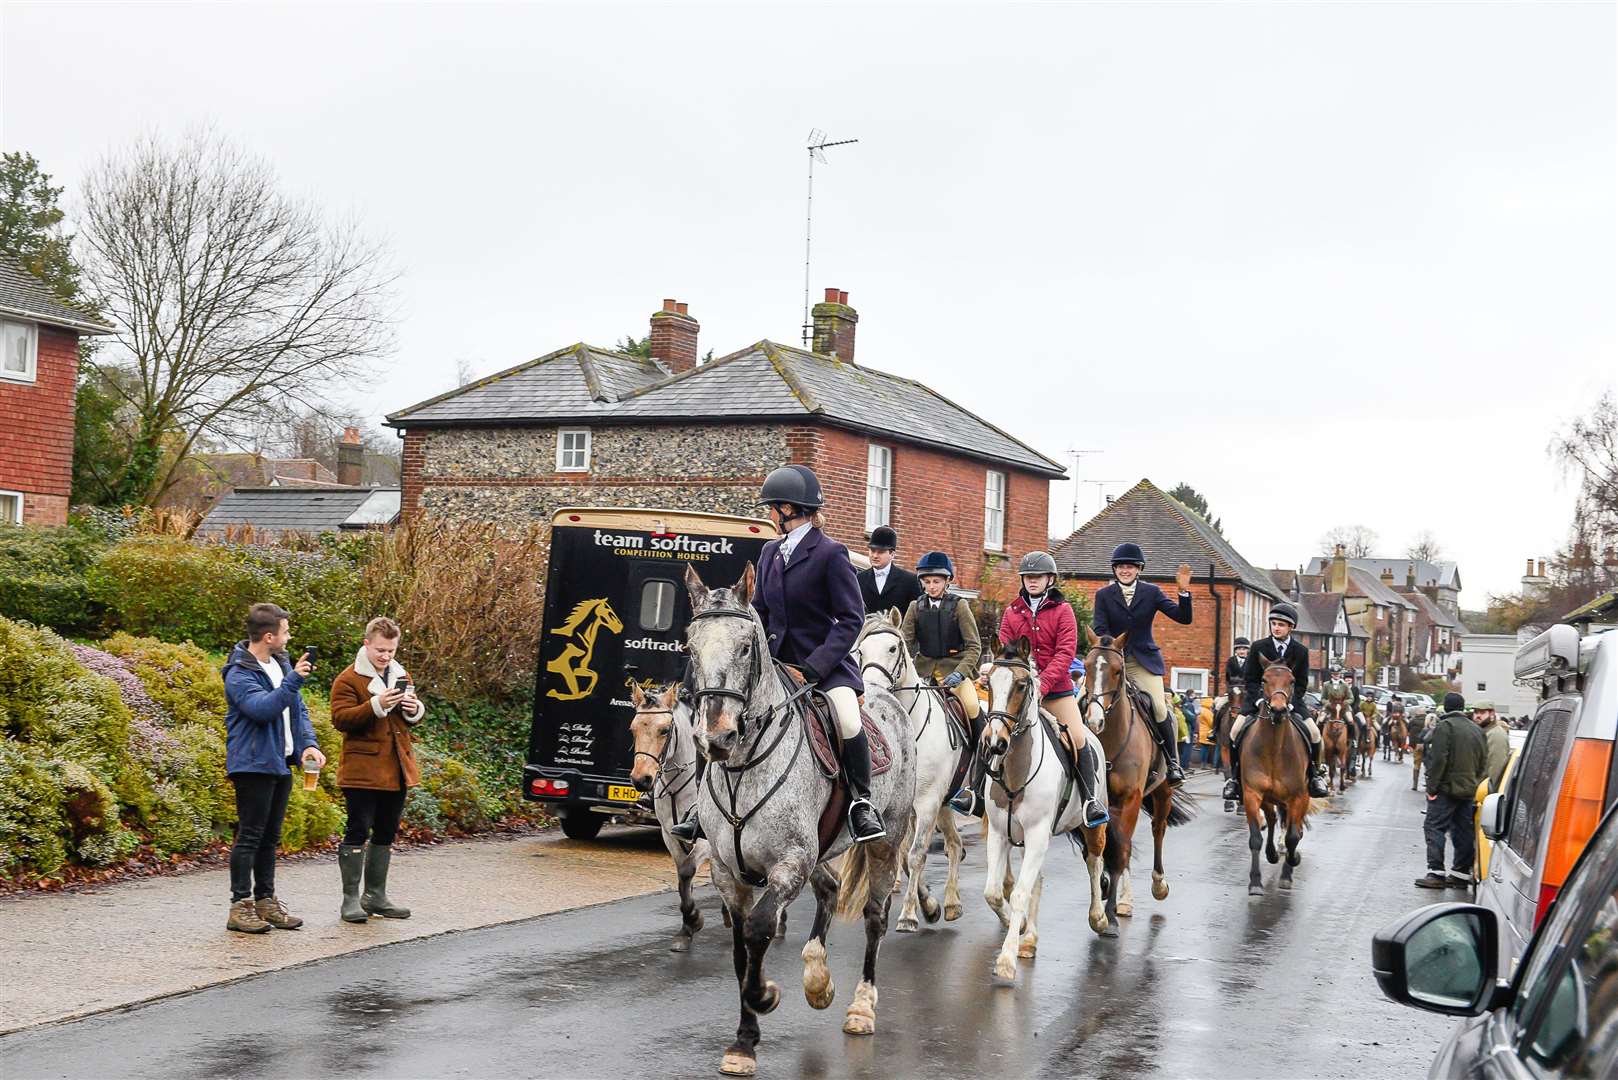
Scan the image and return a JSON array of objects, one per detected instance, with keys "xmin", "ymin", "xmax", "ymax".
[
  {"xmin": 631, "ymin": 681, "xmax": 646, "ymax": 708},
  {"xmin": 659, "ymin": 683, "xmax": 679, "ymax": 710},
  {"xmin": 1014, "ymin": 635, "xmax": 1032, "ymax": 661},
  {"xmin": 1113, "ymin": 631, "xmax": 1128, "ymax": 653},
  {"xmin": 1084, "ymin": 625, "xmax": 1099, "ymax": 648},
  {"xmin": 888, "ymin": 606, "xmax": 903, "ymax": 627},
  {"xmin": 685, "ymin": 563, "xmax": 710, "ymax": 610},
  {"xmin": 734, "ymin": 562, "xmax": 755, "ymax": 607}
]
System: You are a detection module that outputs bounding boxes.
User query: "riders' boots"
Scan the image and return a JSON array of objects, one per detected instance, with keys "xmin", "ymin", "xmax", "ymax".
[
  {"xmin": 1345, "ymin": 722, "xmax": 1359, "ymax": 778},
  {"xmin": 949, "ymin": 716, "xmax": 989, "ymax": 816},
  {"xmin": 841, "ymin": 732, "xmax": 887, "ymax": 843},
  {"xmin": 1308, "ymin": 737, "xmax": 1330, "ymax": 798},
  {"xmin": 338, "ymin": 844, "xmax": 368, "ymax": 923},
  {"xmin": 360, "ymin": 844, "xmax": 411, "ymax": 919},
  {"xmin": 1074, "ymin": 739, "xmax": 1109, "ymax": 828},
  {"xmin": 1155, "ymin": 716, "xmax": 1186, "ymax": 787},
  {"xmin": 668, "ymin": 803, "xmax": 705, "ymax": 844},
  {"xmin": 1222, "ymin": 728, "xmax": 1244, "ymax": 803}
]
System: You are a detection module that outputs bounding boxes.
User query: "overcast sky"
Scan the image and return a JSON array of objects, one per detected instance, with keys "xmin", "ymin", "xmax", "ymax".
[{"xmin": 5, "ymin": 2, "xmax": 1613, "ymax": 605}]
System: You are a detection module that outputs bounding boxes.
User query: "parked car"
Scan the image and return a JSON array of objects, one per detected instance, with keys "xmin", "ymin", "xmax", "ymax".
[
  {"xmin": 1371, "ymin": 795, "xmax": 1618, "ymax": 1078},
  {"xmin": 1476, "ymin": 625, "xmax": 1618, "ymax": 976},
  {"xmin": 1398, "ymin": 691, "xmax": 1438, "ymax": 714},
  {"xmin": 1302, "ymin": 691, "xmax": 1322, "ymax": 717}
]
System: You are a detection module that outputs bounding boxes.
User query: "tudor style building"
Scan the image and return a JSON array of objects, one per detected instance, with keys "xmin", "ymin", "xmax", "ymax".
[
  {"xmin": 1050, "ymin": 478, "xmax": 1283, "ymax": 698},
  {"xmin": 0, "ymin": 263, "xmax": 114, "ymax": 526},
  {"xmin": 386, "ymin": 291, "xmax": 1065, "ymax": 595}
]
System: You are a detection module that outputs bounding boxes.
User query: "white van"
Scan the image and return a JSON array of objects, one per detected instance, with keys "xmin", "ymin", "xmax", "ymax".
[{"xmin": 1477, "ymin": 626, "xmax": 1618, "ymax": 973}]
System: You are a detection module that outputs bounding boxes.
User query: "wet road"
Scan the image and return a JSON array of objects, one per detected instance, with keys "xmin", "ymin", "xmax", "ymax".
[{"xmin": 1, "ymin": 770, "xmax": 1456, "ymax": 1079}]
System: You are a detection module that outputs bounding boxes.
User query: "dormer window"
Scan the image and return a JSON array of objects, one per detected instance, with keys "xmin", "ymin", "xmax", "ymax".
[{"xmin": 0, "ymin": 319, "xmax": 38, "ymax": 383}]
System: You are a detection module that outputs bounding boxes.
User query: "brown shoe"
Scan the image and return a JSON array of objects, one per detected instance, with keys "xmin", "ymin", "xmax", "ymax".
[
  {"xmin": 227, "ymin": 898, "xmax": 271, "ymax": 934},
  {"xmin": 256, "ymin": 895, "xmax": 304, "ymax": 930}
]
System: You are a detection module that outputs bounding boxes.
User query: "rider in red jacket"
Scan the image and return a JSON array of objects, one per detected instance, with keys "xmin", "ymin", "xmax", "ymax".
[{"xmin": 950, "ymin": 551, "xmax": 1107, "ymax": 829}]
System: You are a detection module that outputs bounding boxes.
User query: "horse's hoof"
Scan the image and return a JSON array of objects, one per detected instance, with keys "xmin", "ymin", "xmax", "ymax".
[
  {"xmin": 896, "ymin": 916, "xmax": 918, "ymax": 933},
  {"xmin": 921, "ymin": 896, "xmax": 941, "ymax": 923},
  {"xmin": 1248, "ymin": 883, "xmax": 1265, "ymax": 897},
  {"xmin": 843, "ymin": 1013, "xmax": 875, "ymax": 1036},
  {"xmin": 719, "ymin": 1050, "xmax": 756, "ymax": 1076},
  {"xmin": 1100, "ymin": 921, "xmax": 1120, "ymax": 939},
  {"xmin": 991, "ymin": 959, "xmax": 1017, "ymax": 984},
  {"xmin": 943, "ymin": 902, "xmax": 963, "ymax": 922},
  {"xmin": 747, "ymin": 980, "xmax": 781, "ymax": 1015},
  {"xmin": 843, "ymin": 983, "xmax": 877, "ymax": 1034},
  {"xmin": 1018, "ymin": 939, "xmax": 1037, "ymax": 959},
  {"xmin": 670, "ymin": 935, "xmax": 691, "ymax": 953},
  {"xmin": 1115, "ymin": 901, "xmax": 1133, "ymax": 918},
  {"xmin": 1089, "ymin": 910, "xmax": 1110, "ymax": 935},
  {"xmin": 805, "ymin": 977, "xmax": 835, "ymax": 1011},
  {"xmin": 1151, "ymin": 877, "xmax": 1169, "ymax": 902},
  {"xmin": 1266, "ymin": 850, "xmax": 1279, "ymax": 865},
  {"xmin": 1279, "ymin": 876, "xmax": 1293, "ymax": 891}
]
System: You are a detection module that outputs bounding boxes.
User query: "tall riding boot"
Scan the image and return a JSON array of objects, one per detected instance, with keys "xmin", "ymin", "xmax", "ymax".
[
  {"xmin": 1345, "ymin": 722, "xmax": 1359, "ymax": 778},
  {"xmin": 1308, "ymin": 736, "xmax": 1330, "ymax": 798},
  {"xmin": 1222, "ymin": 728, "xmax": 1245, "ymax": 804},
  {"xmin": 360, "ymin": 844, "xmax": 411, "ymax": 919},
  {"xmin": 669, "ymin": 803, "xmax": 705, "ymax": 844},
  {"xmin": 1074, "ymin": 739, "xmax": 1109, "ymax": 828},
  {"xmin": 840, "ymin": 732, "xmax": 887, "ymax": 843},
  {"xmin": 1155, "ymin": 717, "xmax": 1186, "ymax": 786},
  {"xmin": 949, "ymin": 717, "xmax": 989, "ymax": 815},
  {"xmin": 338, "ymin": 844, "xmax": 368, "ymax": 923}
]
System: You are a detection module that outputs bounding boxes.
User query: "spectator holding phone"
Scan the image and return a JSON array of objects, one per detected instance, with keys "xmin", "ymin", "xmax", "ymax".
[
  {"xmin": 221, "ymin": 603, "xmax": 325, "ymax": 934},
  {"xmin": 329, "ymin": 617, "xmax": 423, "ymax": 923}
]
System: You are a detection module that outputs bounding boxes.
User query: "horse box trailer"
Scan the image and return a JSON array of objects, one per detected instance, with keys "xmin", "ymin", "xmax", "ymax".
[{"xmin": 524, "ymin": 507, "xmax": 775, "ymax": 840}]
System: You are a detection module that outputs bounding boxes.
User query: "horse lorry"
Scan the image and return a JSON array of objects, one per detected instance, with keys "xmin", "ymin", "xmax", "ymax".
[{"xmin": 523, "ymin": 507, "xmax": 774, "ymax": 840}]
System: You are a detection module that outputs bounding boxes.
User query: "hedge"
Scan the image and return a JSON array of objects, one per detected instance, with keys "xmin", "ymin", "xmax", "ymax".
[{"xmin": 0, "ymin": 524, "xmax": 107, "ymax": 636}]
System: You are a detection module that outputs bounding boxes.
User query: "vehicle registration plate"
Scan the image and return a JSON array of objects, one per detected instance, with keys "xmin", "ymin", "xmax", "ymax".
[{"xmin": 607, "ymin": 784, "xmax": 641, "ymax": 802}]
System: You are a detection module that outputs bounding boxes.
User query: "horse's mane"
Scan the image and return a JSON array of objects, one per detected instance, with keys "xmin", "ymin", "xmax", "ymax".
[{"xmin": 1094, "ymin": 634, "xmax": 1117, "ymax": 649}]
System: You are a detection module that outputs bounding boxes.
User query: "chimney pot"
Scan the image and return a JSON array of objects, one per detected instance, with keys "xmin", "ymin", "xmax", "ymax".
[
  {"xmin": 336, "ymin": 427, "xmax": 364, "ymax": 486},
  {"xmin": 341, "ymin": 426, "xmax": 361, "ymax": 445},
  {"xmin": 662, "ymin": 298, "xmax": 678, "ymax": 312},
  {"xmin": 824, "ymin": 287, "xmax": 839, "ymax": 303},
  {"xmin": 1526, "ymin": 558, "xmax": 1535, "ymax": 576},
  {"xmin": 838, "ymin": 290, "xmax": 849, "ymax": 305},
  {"xmin": 1538, "ymin": 560, "xmax": 1546, "ymax": 577},
  {"xmin": 649, "ymin": 299, "xmax": 701, "ymax": 375},
  {"xmin": 675, "ymin": 301, "xmax": 688, "ymax": 316}
]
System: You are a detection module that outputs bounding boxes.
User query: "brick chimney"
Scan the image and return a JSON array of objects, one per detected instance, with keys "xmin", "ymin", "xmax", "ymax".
[
  {"xmin": 1380, "ymin": 567, "xmax": 1395, "ymax": 586},
  {"xmin": 337, "ymin": 426, "xmax": 364, "ymax": 487},
  {"xmin": 1327, "ymin": 544, "xmax": 1349, "ymax": 594},
  {"xmin": 1405, "ymin": 562, "xmax": 1417, "ymax": 588},
  {"xmin": 811, "ymin": 287, "xmax": 858, "ymax": 362},
  {"xmin": 649, "ymin": 299, "xmax": 700, "ymax": 375}
]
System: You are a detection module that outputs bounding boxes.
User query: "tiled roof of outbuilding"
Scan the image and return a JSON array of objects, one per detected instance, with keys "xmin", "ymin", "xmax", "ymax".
[
  {"xmin": 195, "ymin": 488, "xmax": 400, "ymax": 540},
  {"xmin": 0, "ymin": 261, "xmax": 113, "ymax": 335}
]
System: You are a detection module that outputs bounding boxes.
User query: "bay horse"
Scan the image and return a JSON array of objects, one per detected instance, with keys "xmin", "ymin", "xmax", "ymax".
[
  {"xmin": 977, "ymin": 636, "xmax": 1109, "ymax": 984},
  {"xmin": 628, "ymin": 681, "xmax": 711, "ymax": 953},
  {"xmin": 1358, "ymin": 712, "xmax": 1377, "ymax": 779},
  {"xmin": 1387, "ymin": 711, "xmax": 1409, "ymax": 764},
  {"xmin": 1236, "ymin": 661, "xmax": 1314, "ymax": 895},
  {"xmin": 1320, "ymin": 700, "xmax": 1352, "ymax": 794},
  {"xmin": 1214, "ymin": 683, "xmax": 1246, "ymax": 780},
  {"xmin": 1080, "ymin": 629, "xmax": 1195, "ymax": 931},
  {"xmin": 682, "ymin": 564, "xmax": 916, "ymax": 1077},
  {"xmin": 853, "ymin": 611, "xmax": 967, "ymax": 932}
]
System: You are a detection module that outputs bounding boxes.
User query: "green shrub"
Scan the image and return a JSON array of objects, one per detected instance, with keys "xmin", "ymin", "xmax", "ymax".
[
  {"xmin": 415, "ymin": 691, "xmax": 531, "ymax": 800},
  {"xmin": 401, "ymin": 785, "xmax": 444, "ymax": 834},
  {"xmin": 0, "ymin": 741, "xmax": 68, "ymax": 876},
  {"xmin": 279, "ymin": 781, "xmax": 343, "ymax": 853},
  {"xmin": 100, "ymin": 634, "xmax": 227, "ymax": 730},
  {"xmin": 147, "ymin": 779, "xmax": 213, "ymax": 853},
  {"xmin": 227, "ymin": 546, "xmax": 365, "ymax": 665},
  {"xmin": 0, "ymin": 620, "xmax": 132, "ymax": 785},
  {"xmin": 89, "ymin": 539, "xmax": 259, "ymax": 652},
  {"xmin": 0, "ymin": 524, "xmax": 107, "ymax": 634},
  {"xmin": 414, "ymin": 747, "xmax": 500, "ymax": 833}
]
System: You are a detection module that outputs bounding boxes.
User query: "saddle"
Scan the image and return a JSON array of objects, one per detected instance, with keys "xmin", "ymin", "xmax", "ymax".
[
  {"xmin": 1122, "ymin": 677, "xmax": 1168, "ymax": 793},
  {"xmin": 781, "ymin": 667, "xmax": 893, "ymax": 858},
  {"xmin": 939, "ymin": 694, "xmax": 974, "ymax": 803}
]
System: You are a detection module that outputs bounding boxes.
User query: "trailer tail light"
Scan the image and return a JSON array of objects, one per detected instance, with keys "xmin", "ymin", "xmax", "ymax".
[
  {"xmin": 552, "ymin": 779, "xmax": 570, "ymax": 793},
  {"xmin": 1534, "ymin": 737, "xmax": 1613, "ymax": 929},
  {"xmin": 531, "ymin": 777, "xmax": 571, "ymax": 796}
]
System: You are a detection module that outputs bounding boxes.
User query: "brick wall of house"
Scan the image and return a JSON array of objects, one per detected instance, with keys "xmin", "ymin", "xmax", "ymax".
[{"xmin": 0, "ymin": 325, "xmax": 79, "ymax": 526}]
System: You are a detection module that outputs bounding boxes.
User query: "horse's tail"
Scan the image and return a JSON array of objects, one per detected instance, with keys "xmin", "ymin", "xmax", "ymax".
[
  {"xmin": 1147, "ymin": 785, "xmax": 1198, "ymax": 827},
  {"xmin": 836, "ymin": 844, "xmax": 874, "ymax": 921}
]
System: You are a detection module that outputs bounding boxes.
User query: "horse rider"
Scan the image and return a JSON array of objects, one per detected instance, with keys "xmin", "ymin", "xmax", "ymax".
[
  {"xmin": 1090, "ymin": 543, "xmax": 1194, "ymax": 788},
  {"xmin": 672, "ymin": 464, "xmax": 886, "ymax": 845},
  {"xmin": 858, "ymin": 525, "xmax": 923, "ymax": 619},
  {"xmin": 1226, "ymin": 637, "xmax": 1251, "ymax": 689},
  {"xmin": 950, "ymin": 551, "xmax": 1108, "ymax": 829},
  {"xmin": 1388, "ymin": 693, "xmax": 1408, "ymax": 746},
  {"xmin": 1223, "ymin": 602, "xmax": 1331, "ymax": 802},
  {"xmin": 1321, "ymin": 665, "xmax": 1359, "ymax": 780},
  {"xmin": 900, "ymin": 551, "xmax": 983, "ymax": 725}
]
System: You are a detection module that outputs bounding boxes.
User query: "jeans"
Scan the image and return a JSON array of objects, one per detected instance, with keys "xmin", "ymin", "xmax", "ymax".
[
  {"xmin": 343, "ymin": 787, "xmax": 408, "ymax": 847},
  {"xmin": 1424, "ymin": 793, "xmax": 1476, "ymax": 874},
  {"xmin": 230, "ymin": 770, "xmax": 293, "ymax": 901}
]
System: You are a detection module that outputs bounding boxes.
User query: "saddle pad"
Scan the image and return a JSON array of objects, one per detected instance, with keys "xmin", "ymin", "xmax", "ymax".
[{"xmin": 803, "ymin": 691, "xmax": 894, "ymax": 779}]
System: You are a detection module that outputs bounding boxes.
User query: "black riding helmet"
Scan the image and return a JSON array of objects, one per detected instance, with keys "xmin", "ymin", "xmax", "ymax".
[
  {"xmin": 869, "ymin": 525, "xmax": 897, "ymax": 550},
  {"xmin": 1234, "ymin": 636, "xmax": 1252, "ymax": 648},
  {"xmin": 915, "ymin": 551, "xmax": 955, "ymax": 578},
  {"xmin": 1268, "ymin": 602, "xmax": 1299, "ymax": 629},
  {"xmin": 757, "ymin": 464, "xmax": 825, "ymax": 511},
  {"xmin": 1111, "ymin": 542, "xmax": 1146, "ymax": 569}
]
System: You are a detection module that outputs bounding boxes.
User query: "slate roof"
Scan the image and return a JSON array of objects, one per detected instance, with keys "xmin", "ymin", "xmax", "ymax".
[
  {"xmin": 1304, "ymin": 556, "xmax": 1461, "ymax": 593},
  {"xmin": 386, "ymin": 339, "xmax": 1065, "ymax": 477},
  {"xmin": 1405, "ymin": 590, "xmax": 1457, "ymax": 628},
  {"xmin": 1051, "ymin": 479, "xmax": 1282, "ymax": 598},
  {"xmin": 1295, "ymin": 593, "xmax": 1348, "ymax": 636},
  {"xmin": 1346, "ymin": 566, "xmax": 1418, "ymax": 610},
  {"xmin": 0, "ymin": 261, "xmax": 113, "ymax": 335},
  {"xmin": 195, "ymin": 488, "xmax": 400, "ymax": 540}
]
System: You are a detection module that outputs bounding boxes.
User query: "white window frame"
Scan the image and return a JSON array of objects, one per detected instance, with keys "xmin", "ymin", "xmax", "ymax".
[
  {"xmin": 864, "ymin": 444, "xmax": 891, "ymax": 533},
  {"xmin": 1171, "ymin": 667, "xmax": 1209, "ymax": 696},
  {"xmin": 556, "ymin": 428, "xmax": 591, "ymax": 472},
  {"xmin": 984, "ymin": 469, "xmax": 1006, "ymax": 552},
  {"xmin": 0, "ymin": 490, "xmax": 21, "ymax": 524},
  {"xmin": 0, "ymin": 319, "xmax": 38, "ymax": 383}
]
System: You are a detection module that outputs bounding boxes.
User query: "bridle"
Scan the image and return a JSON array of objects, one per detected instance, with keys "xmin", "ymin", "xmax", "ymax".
[
  {"xmin": 631, "ymin": 703, "xmax": 697, "ymax": 805},
  {"xmin": 687, "ymin": 606, "xmax": 768, "ymax": 741},
  {"xmin": 1079, "ymin": 645, "xmax": 1126, "ymax": 732},
  {"xmin": 982, "ymin": 654, "xmax": 1046, "ymax": 848}
]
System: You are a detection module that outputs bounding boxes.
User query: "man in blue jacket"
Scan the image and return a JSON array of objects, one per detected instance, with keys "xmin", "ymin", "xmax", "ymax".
[{"xmin": 222, "ymin": 602, "xmax": 325, "ymax": 934}]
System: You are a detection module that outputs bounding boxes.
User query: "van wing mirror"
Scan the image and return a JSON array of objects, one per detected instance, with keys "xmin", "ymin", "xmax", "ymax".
[
  {"xmin": 1481, "ymin": 792, "xmax": 1509, "ymax": 841},
  {"xmin": 1372, "ymin": 902, "xmax": 1503, "ymax": 1017}
]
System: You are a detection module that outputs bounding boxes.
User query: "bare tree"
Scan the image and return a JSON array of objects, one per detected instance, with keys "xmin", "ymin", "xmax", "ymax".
[
  {"xmin": 1552, "ymin": 391, "xmax": 1618, "ymax": 554},
  {"xmin": 453, "ymin": 357, "xmax": 480, "ymax": 390},
  {"xmin": 77, "ymin": 130, "xmax": 395, "ymax": 504},
  {"xmin": 1405, "ymin": 531, "xmax": 1445, "ymax": 563},
  {"xmin": 1318, "ymin": 524, "xmax": 1378, "ymax": 558}
]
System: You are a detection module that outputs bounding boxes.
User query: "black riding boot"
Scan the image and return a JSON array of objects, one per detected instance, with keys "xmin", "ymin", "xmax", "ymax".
[
  {"xmin": 1345, "ymin": 723, "xmax": 1359, "ymax": 778},
  {"xmin": 1155, "ymin": 716, "xmax": 1186, "ymax": 787},
  {"xmin": 1075, "ymin": 739, "xmax": 1109, "ymax": 828},
  {"xmin": 1308, "ymin": 736, "xmax": 1330, "ymax": 798},
  {"xmin": 669, "ymin": 804, "xmax": 704, "ymax": 844},
  {"xmin": 949, "ymin": 717, "xmax": 989, "ymax": 816},
  {"xmin": 1222, "ymin": 726, "xmax": 1245, "ymax": 805},
  {"xmin": 841, "ymin": 731, "xmax": 887, "ymax": 843}
]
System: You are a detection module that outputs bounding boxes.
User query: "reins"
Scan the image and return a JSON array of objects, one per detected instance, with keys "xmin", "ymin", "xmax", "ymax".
[
  {"xmin": 982, "ymin": 656, "xmax": 1049, "ymax": 849},
  {"xmin": 632, "ymin": 706, "xmax": 698, "ymax": 808}
]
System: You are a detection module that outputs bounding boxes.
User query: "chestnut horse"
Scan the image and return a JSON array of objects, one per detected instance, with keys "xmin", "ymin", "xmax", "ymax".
[
  {"xmin": 1320, "ymin": 700, "xmax": 1352, "ymax": 794},
  {"xmin": 1358, "ymin": 713, "xmax": 1377, "ymax": 779},
  {"xmin": 1236, "ymin": 661, "xmax": 1313, "ymax": 895},
  {"xmin": 1080, "ymin": 630, "xmax": 1195, "ymax": 931},
  {"xmin": 1386, "ymin": 712, "xmax": 1409, "ymax": 764},
  {"xmin": 1214, "ymin": 684, "xmax": 1246, "ymax": 780}
]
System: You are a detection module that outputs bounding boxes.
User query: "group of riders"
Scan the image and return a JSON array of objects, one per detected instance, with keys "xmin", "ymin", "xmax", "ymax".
[{"xmin": 671, "ymin": 461, "xmax": 1389, "ymax": 849}]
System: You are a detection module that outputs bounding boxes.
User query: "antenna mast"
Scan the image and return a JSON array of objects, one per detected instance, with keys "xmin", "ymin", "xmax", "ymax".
[
  {"xmin": 802, "ymin": 129, "xmax": 859, "ymax": 347},
  {"xmin": 1067, "ymin": 449, "xmax": 1103, "ymax": 531}
]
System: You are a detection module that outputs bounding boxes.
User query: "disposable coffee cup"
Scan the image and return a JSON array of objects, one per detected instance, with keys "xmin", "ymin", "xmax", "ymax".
[{"xmin": 302, "ymin": 757, "xmax": 319, "ymax": 791}]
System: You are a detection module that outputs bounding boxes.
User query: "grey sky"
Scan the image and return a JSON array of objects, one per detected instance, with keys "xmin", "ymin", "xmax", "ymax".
[{"xmin": 5, "ymin": 2, "xmax": 1613, "ymax": 606}]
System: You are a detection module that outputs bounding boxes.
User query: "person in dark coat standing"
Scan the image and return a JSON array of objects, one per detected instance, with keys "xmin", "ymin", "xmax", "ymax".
[
  {"xmin": 1091, "ymin": 542, "xmax": 1194, "ymax": 786},
  {"xmin": 1223, "ymin": 602, "xmax": 1331, "ymax": 802},
  {"xmin": 1225, "ymin": 637, "xmax": 1251, "ymax": 688},
  {"xmin": 673, "ymin": 464, "xmax": 885, "ymax": 844},
  {"xmin": 1416, "ymin": 692, "xmax": 1489, "ymax": 889},
  {"xmin": 857, "ymin": 525, "xmax": 923, "ymax": 618}
]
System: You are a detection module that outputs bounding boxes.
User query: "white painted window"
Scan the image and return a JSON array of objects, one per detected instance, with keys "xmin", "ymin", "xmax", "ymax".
[
  {"xmin": 984, "ymin": 469, "xmax": 1006, "ymax": 551},
  {"xmin": 0, "ymin": 490, "xmax": 20, "ymax": 524},
  {"xmin": 0, "ymin": 320, "xmax": 38, "ymax": 383},
  {"xmin": 556, "ymin": 428, "xmax": 590, "ymax": 472},
  {"xmin": 1172, "ymin": 668, "xmax": 1209, "ymax": 696},
  {"xmin": 864, "ymin": 444, "xmax": 891, "ymax": 532}
]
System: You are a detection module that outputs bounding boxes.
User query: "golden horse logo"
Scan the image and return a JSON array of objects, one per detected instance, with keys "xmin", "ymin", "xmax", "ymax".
[{"xmin": 546, "ymin": 597, "xmax": 623, "ymax": 702}]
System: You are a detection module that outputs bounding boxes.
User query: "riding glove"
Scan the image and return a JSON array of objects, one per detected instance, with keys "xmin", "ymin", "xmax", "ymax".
[
  {"xmin": 942, "ymin": 672, "xmax": 964, "ymax": 689},
  {"xmin": 798, "ymin": 662, "xmax": 822, "ymax": 686}
]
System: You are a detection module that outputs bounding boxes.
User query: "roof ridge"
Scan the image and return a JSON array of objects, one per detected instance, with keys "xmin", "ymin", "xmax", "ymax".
[
  {"xmin": 1159, "ymin": 490, "xmax": 1237, "ymax": 577},
  {"xmin": 759, "ymin": 341, "xmax": 823, "ymax": 413},
  {"xmin": 387, "ymin": 343, "xmax": 589, "ymax": 421},
  {"xmin": 614, "ymin": 342, "xmax": 775, "ymax": 403},
  {"xmin": 575, "ymin": 345, "xmax": 606, "ymax": 402}
]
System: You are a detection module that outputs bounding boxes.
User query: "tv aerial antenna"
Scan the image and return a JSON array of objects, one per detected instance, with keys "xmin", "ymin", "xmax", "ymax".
[
  {"xmin": 802, "ymin": 129, "xmax": 859, "ymax": 347},
  {"xmin": 1067, "ymin": 449, "xmax": 1104, "ymax": 531}
]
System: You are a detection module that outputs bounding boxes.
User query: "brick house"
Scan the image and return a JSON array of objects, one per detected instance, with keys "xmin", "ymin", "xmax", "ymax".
[
  {"xmin": 1049, "ymin": 478, "xmax": 1283, "ymax": 698},
  {"xmin": 385, "ymin": 291, "xmax": 1065, "ymax": 595},
  {"xmin": 0, "ymin": 263, "xmax": 114, "ymax": 526},
  {"xmin": 1303, "ymin": 555, "xmax": 1463, "ymax": 619},
  {"xmin": 1274, "ymin": 551, "xmax": 1419, "ymax": 686},
  {"xmin": 1290, "ymin": 592, "xmax": 1369, "ymax": 687}
]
